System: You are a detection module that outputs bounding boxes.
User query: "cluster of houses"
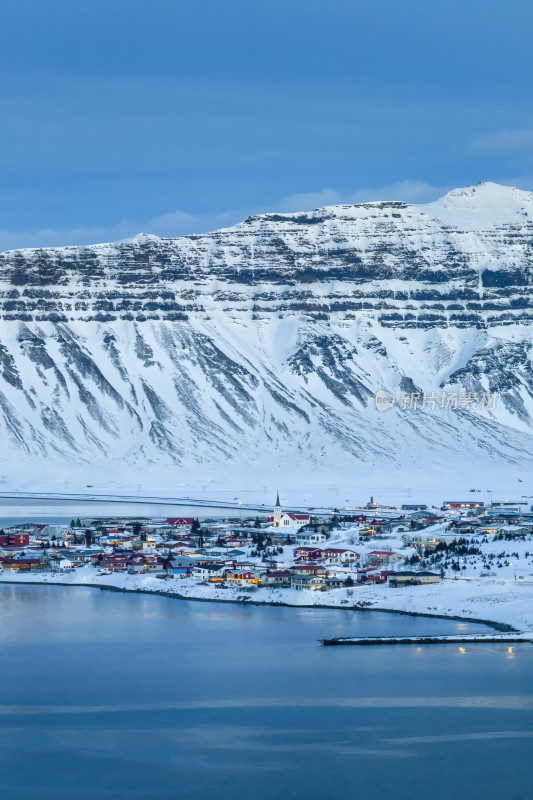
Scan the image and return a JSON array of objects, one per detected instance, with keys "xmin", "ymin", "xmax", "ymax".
[
  {"xmin": 0, "ymin": 503, "xmax": 422, "ymax": 592},
  {"xmin": 400, "ymin": 500, "xmax": 533, "ymax": 550},
  {"xmin": 3, "ymin": 496, "xmax": 529, "ymax": 592}
]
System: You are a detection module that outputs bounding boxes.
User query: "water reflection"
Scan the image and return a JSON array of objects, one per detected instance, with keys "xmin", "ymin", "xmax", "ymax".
[{"xmin": 0, "ymin": 585, "xmax": 532, "ymax": 800}]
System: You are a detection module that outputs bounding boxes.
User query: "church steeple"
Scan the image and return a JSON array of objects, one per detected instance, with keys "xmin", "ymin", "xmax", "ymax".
[{"xmin": 274, "ymin": 491, "xmax": 282, "ymax": 527}]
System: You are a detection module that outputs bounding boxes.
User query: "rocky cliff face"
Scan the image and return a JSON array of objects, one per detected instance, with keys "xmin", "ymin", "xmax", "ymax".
[{"xmin": 1, "ymin": 182, "xmax": 532, "ymax": 482}]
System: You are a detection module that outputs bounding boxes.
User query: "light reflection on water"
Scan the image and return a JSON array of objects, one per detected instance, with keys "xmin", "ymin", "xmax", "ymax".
[{"xmin": 0, "ymin": 584, "xmax": 532, "ymax": 800}]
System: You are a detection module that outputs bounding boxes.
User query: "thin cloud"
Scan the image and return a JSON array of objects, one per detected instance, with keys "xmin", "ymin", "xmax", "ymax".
[
  {"xmin": 0, "ymin": 209, "xmax": 247, "ymax": 252},
  {"xmin": 384, "ymin": 731, "xmax": 533, "ymax": 744},
  {"xmin": 274, "ymin": 181, "xmax": 449, "ymax": 212},
  {"xmin": 495, "ymin": 173, "xmax": 533, "ymax": 191},
  {"xmin": 0, "ymin": 180, "xmax": 450, "ymax": 252},
  {"xmin": 472, "ymin": 128, "xmax": 533, "ymax": 151}
]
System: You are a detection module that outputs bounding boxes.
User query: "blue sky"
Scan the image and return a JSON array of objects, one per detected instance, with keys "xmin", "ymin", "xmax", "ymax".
[{"xmin": 1, "ymin": 0, "xmax": 532, "ymax": 249}]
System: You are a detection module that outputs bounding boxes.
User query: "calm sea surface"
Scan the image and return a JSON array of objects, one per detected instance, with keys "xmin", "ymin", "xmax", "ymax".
[{"xmin": 0, "ymin": 585, "xmax": 532, "ymax": 799}]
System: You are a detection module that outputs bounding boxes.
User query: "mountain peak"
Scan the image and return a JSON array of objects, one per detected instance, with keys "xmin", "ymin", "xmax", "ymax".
[
  {"xmin": 119, "ymin": 232, "xmax": 162, "ymax": 245},
  {"xmin": 437, "ymin": 181, "xmax": 532, "ymax": 203},
  {"xmin": 426, "ymin": 182, "xmax": 533, "ymax": 228}
]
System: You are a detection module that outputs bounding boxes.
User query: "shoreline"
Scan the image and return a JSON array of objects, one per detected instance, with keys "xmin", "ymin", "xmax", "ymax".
[{"xmin": 0, "ymin": 578, "xmax": 518, "ymax": 633}]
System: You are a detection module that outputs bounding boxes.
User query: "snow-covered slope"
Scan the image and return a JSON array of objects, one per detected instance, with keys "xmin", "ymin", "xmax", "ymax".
[{"xmin": 1, "ymin": 182, "xmax": 533, "ymax": 486}]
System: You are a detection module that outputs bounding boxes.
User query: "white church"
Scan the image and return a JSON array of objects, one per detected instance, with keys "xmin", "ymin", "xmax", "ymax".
[{"xmin": 271, "ymin": 492, "xmax": 311, "ymax": 530}]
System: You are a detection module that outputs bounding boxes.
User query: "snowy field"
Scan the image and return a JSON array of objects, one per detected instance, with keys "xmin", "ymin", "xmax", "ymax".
[{"xmin": 0, "ymin": 467, "xmax": 529, "ymax": 513}]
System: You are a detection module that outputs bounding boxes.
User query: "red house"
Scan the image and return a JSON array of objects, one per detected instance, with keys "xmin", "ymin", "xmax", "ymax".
[
  {"xmin": 293, "ymin": 546, "xmax": 323, "ymax": 562},
  {"xmin": 357, "ymin": 567, "xmax": 385, "ymax": 584},
  {"xmin": 226, "ymin": 569, "xmax": 261, "ymax": 585},
  {"xmin": 0, "ymin": 532, "xmax": 30, "ymax": 548},
  {"xmin": 1, "ymin": 556, "xmax": 43, "ymax": 571},
  {"xmin": 99, "ymin": 555, "xmax": 128, "ymax": 572},
  {"xmin": 262, "ymin": 571, "xmax": 293, "ymax": 587},
  {"xmin": 167, "ymin": 518, "xmax": 195, "ymax": 528},
  {"xmin": 223, "ymin": 537, "xmax": 249, "ymax": 546}
]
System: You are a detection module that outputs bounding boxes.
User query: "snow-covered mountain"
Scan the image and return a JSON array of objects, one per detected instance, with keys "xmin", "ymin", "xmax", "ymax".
[{"xmin": 1, "ymin": 181, "xmax": 533, "ymax": 487}]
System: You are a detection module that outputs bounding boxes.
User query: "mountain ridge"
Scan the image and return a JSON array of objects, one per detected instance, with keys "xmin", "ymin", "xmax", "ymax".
[{"xmin": 0, "ymin": 182, "xmax": 532, "ymax": 484}]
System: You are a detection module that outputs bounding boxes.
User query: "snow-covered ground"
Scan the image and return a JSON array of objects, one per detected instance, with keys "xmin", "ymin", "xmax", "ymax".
[
  {"xmin": 0, "ymin": 473, "xmax": 529, "ymax": 514},
  {"xmin": 2, "ymin": 565, "xmax": 533, "ymax": 633},
  {"xmin": 0, "ymin": 423, "xmax": 529, "ymax": 510}
]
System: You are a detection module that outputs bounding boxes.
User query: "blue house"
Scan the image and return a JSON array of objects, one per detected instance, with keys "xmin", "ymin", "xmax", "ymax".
[{"xmin": 167, "ymin": 558, "xmax": 194, "ymax": 577}]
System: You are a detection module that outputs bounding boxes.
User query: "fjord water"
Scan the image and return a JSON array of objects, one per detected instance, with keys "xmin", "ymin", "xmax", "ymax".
[{"xmin": 0, "ymin": 586, "xmax": 532, "ymax": 800}]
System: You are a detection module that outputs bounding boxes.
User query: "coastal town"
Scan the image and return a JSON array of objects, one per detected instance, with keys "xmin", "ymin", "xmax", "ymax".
[{"xmin": 2, "ymin": 494, "xmax": 533, "ymax": 631}]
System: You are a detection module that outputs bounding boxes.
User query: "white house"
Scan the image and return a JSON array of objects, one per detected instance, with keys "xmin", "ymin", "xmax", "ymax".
[
  {"xmin": 294, "ymin": 531, "xmax": 327, "ymax": 544},
  {"xmin": 278, "ymin": 513, "xmax": 311, "ymax": 530},
  {"xmin": 50, "ymin": 557, "xmax": 73, "ymax": 571},
  {"xmin": 367, "ymin": 550, "xmax": 404, "ymax": 566},
  {"xmin": 291, "ymin": 575, "xmax": 324, "ymax": 591},
  {"xmin": 323, "ymin": 548, "xmax": 359, "ymax": 564},
  {"xmin": 193, "ymin": 564, "xmax": 226, "ymax": 581},
  {"xmin": 127, "ymin": 563, "xmax": 145, "ymax": 574}
]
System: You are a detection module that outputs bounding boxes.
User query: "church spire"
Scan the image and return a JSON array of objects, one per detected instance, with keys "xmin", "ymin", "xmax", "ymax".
[{"xmin": 274, "ymin": 491, "xmax": 282, "ymax": 527}]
